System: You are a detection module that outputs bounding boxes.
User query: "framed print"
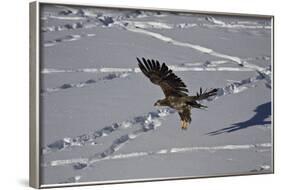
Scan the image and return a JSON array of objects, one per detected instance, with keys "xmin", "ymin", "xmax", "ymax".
[{"xmin": 29, "ymin": 1, "xmax": 274, "ymax": 188}]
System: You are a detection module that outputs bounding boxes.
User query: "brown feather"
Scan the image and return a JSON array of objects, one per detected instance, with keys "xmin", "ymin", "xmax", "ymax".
[{"xmin": 137, "ymin": 57, "xmax": 189, "ymax": 97}]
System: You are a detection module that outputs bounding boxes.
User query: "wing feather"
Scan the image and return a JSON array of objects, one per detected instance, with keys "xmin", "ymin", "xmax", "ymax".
[
  {"xmin": 137, "ymin": 58, "xmax": 149, "ymax": 77},
  {"xmin": 137, "ymin": 57, "xmax": 189, "ymax": 97}
]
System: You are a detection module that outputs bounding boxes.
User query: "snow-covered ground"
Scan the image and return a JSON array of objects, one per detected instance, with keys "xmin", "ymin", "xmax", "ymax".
[{"xmin": 39, "ymin": 4, "xmax": 272, "ymax": 186}]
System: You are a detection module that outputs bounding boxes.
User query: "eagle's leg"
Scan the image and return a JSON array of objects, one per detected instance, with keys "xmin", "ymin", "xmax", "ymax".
[{"xmin": 181, "ymin": 120, "xmax": 189, "ymax": 130}]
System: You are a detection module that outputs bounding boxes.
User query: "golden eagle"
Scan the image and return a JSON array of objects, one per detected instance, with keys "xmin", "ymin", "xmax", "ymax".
[{"xmin": 137, "ymin": 57, "xmax": 218, "ymax": 130}]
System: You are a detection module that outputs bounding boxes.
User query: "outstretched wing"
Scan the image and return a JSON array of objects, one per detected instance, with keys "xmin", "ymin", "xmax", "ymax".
[{"xmin": 137, "ymin": 57, "xmax": 188, "ymax": 97}]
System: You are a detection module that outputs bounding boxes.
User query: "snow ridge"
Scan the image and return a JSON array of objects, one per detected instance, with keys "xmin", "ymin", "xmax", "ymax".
[
  {"xmin": 44, "ymin": 33, "xmax": 96, "ymax": 47},
  {"xmin": 42, "ymin": 21, "xmax": 96, "ymax": 32},
  {"xmin": 42, "ymin": 65, "xmax": 255, "ymax": 75},
  {"xmin": 205, "ymin": 16, "xmax": 271, "ymax": 30},
  {"xmin": 125, "ymin": 26, "xmax": 267, "ymax": 72},
  {"xmin": 43, "ymin": 143, "xmax": 271, "ymax": 168}
]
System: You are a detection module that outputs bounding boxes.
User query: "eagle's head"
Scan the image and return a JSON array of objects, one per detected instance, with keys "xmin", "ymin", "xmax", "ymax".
[
  {"xmin": 154, "ymin": 100, "xmax": 161, "ymax": 106},
  {"xmin": 154, "ymin": 99, "xmax": 168, "ymax": 107}
]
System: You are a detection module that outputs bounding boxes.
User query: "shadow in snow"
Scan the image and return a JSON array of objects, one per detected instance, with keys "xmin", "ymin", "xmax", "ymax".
[{"xmin": 207, "ymin": 102, "xmax": 271, "ymax": 136}]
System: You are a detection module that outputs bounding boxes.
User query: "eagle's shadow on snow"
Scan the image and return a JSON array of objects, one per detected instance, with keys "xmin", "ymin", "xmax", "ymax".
[{"xmin": 207, "ymin": 102, "xmax": 271, "ymax": 136}]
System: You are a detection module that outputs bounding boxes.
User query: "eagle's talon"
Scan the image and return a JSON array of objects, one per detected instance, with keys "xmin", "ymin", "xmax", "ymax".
[{"xmin": 181, "ymin": 120, "xmax": 189, "ymax": 130}]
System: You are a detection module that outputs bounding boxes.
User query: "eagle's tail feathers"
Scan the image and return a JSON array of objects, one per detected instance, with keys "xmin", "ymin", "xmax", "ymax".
[
  {"xmin": 195, "ymin": 88, "xmax": 218, "ymax": 101},
  {"xmin": 189, "ymin": 101, "xmax": 208, "ymax": 109}
]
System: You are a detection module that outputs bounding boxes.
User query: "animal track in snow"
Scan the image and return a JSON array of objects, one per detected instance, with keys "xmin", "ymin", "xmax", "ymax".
[
  {"xmin": 42, "ymin": 108, "xmax": 174, "ymax": 155},
  {"xmin": 43, "ymin": 33, "xmax": 96, "ymax": 47},
  {"xmin": 41, "ymin": 72, "xmax": 130, "ymax": 94}
]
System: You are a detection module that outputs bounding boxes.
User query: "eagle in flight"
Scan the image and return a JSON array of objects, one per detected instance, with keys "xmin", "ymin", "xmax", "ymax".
[{"xmin": 137, "ymin": 57, "xmax": 218, "ymax": 130}]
